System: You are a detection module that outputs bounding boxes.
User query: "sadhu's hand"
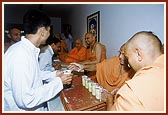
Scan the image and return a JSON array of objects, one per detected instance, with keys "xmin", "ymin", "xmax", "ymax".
[
  {"xmin": 101, "ymin": 89, "xmax": 113, "ymax": 102},
  {"xmin": 67, "ymin": 63, "xmax": 84, "ymax": 72}
]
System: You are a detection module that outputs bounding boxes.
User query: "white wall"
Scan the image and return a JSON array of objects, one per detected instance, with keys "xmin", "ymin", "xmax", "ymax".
[
  {"xmin": 4, "ymin": 3, "xmax": 165, "ymax": 58},
  {"xmin": 69, "ymin": 3, "xmax": 165, "ymax": 58}
]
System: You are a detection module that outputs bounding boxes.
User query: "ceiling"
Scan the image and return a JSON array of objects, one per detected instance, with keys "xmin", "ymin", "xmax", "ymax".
[
  {"xmin": 4, "ymin": 4, "xmax": 79, "ymax": 30},
  {"xmin": 4, "ymin": 4, "xmax": 77, "ymax": 17}
]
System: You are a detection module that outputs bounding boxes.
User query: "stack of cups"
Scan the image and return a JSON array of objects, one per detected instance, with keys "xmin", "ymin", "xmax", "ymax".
[
  {"xmin": 95, "ymin": 85, "xmax": 103, "ymax": 100},
  {"xmin": 82, "ymin": 75, "xmax": 88, "ymax": 87},
  {"xmin": 88, "ymin": 80, "xmax": 93, "ymax": 92},
  {"xmin": 85, "ymin": 78, "xmax": 91, "ymax": 89},
  {"xmin": 91, "ymin": 82, "xmax": 97, "ymax": 96},
  {"xmin": 81, "ymin": 75, "xmax": 103, "ymax": 101}
]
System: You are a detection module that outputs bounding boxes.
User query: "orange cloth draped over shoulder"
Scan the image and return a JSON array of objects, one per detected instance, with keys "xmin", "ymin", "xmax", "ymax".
[
  {"xmin": 87, "ymin": 44, "xmax": 106, "ymax": 62},
  {"xmin": 59, "ymin": 46, "xmax": 87, "ymax": 63},
  {"xmin": 96, "ymin": 56, "xmax": 135, "ymax": 92}
]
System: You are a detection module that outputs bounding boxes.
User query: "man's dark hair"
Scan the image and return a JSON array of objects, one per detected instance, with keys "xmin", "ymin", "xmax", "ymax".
[
  {"xmin": 46, "ymin": 35, "xmax": 61, "ymax": 45},
  {"xmin": 23, "ymin": 9, "xmax": 51, "ymax": 34}
]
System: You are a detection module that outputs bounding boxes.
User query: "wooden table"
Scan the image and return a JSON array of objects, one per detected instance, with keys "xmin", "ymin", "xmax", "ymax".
[{"xmin": 60, "ymin": 76, "xmax": 107, "ymax": 111}]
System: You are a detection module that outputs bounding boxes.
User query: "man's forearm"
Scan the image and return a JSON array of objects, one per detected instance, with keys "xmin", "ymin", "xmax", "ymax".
[{"xmin": 84, "ymin": 64, "xmax": 96, "ymax": 71}]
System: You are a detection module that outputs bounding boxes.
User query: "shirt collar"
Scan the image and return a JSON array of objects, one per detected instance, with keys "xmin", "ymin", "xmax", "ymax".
[
  {"xmin": 48, "ymin": 45, "xmax": 54, "ymax": 55},
  {"xmin": 21, "ymin": 36, "xmax": 40, "ymax": 57}
]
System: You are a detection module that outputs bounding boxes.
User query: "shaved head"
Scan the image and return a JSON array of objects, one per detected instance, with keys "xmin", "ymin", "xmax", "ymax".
[
  {"xmin": 125, "ymin": 31, "xmax": 162, "ymax": 71},
  {"xmin": 120, "ymin": 43, "xmax": 126, "ymax": 52},
  {"xmin": 76, "ymin": 38, "xmax": 82, "ymax": 43},
  {"xmin": 75, "ymin": 38, "xmax": 83, "ymax": 50},
  {"xmin": 8, "ymin": 28, "xmax": 21, "ymax": 42},
  {"xmin": 126, "ymin": 31, "xmax": 162, "ymax": 53}
]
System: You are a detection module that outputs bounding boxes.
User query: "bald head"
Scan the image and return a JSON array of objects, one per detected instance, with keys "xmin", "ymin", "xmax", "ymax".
[
  {"xmin": 120, "ymin": 43, "xmax": 126, "ymax": 52},
  {"xmin": 85, "ymin": 32, "xmax": 97, "ymax": 38},
  {"xmin": 85, "ymin": 32, "xmax": 97, "ymax": 46},
  {"xmin": 75, "ymin": 38, "xmax": 83, "ymax": 50},
  {"xmin": 127, "ymin": 31, "xmax": 162, "ymax": 55},
  {"xmin": 76, "ymin": 38, "xmax": 82, "ymax": 43},
  {"xmin": 125, "ymin": 31, "xmax": 162, "ymax": 71},
  {"xmin": 8, "ymin": 28, "xmax": 21, "ymax": 42}
]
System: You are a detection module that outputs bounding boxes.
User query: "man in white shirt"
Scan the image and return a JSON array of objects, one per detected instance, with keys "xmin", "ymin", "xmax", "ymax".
[
  {"xmin": 39, "ymin": 36, "xmax": 61, "ymax": 72},
  {"xmin": 39, "ymin": 36, "xmax": 65, "ymax": 111},
  {"xmin": 4, "ymin": 9, "xmax": 72, "ymax": 111}
]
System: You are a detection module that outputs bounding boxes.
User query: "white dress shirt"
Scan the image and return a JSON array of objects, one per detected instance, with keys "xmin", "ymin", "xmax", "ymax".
[
  {"xmin": 4, "ymin": 36, "xmax": 63, "ymax": 111},
  {"xmin": 39, "ymin": 45, "xmax": 55, "ymax": 72},
  {"xmin": 38, "ymin": 45, "xmax": 65, "ymax": 111}
]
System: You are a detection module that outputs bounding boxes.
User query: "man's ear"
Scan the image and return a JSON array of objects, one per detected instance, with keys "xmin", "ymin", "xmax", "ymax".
[
  {"xmin": 38, "ymin": 27, "xmax": 45, "ymax": 37},
  {"xmin": 7, "ymin": 34, "xmax": 11, "ymax": 38},
  {"xmin": 41, "ymin": 32, "xmax": 44, "ymax": 37},
  {"xmin": 135, "ymin": 48, "xmax": 143, "ymax": 62},
  {"xmin": 50, "ymin": 43, "xmax": 55, "ymax": 48}
]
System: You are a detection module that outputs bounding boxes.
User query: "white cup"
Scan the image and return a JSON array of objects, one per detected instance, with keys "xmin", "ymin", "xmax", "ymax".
[
  {"xmin": 88, "ymin": 80, "xmax": 93, "ymax": 92},
  {"xmin": 91, "ymin": 83, "xmax": 97, "ymax": 96},
  {"xmin": 85, "ymin": 78, "xmax": 91, "ymax": 89},
  {"xmin": 82, "ymin": 75, "xmax": 88, "ymax": 86},
  {"xmin": 95, "ymin": 86, "xmax": 102, "ymax": 100},
  {"xmin": 63, "ymin": 70, "xmax": 72, "ymax": 75}
]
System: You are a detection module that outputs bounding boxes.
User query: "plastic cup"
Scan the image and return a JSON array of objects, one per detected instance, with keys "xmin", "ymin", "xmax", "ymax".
[
  {"xmin": 63, "ymin": 69, "xmax": 72, "ymax": 89},
  {"xmin": 85, "ymin": 78, "xmax": 91, "ymax": 89},
  {"xmin": 95, "ymin": 86, "xmax": 102, "ymax": 100},
  {"xmin": 82, "ymin": 75, "xmax": 88, "ymax": 86},
  {"xmin": 63, "ymin": 70, "xmax": 72, "ymax": 75},
  {"xmin": 88, "ymin": 80, "xmax": 93, "ymax": 92},
  {"xmin": 91, "ymin": 83, "xmax": 97, "ymax": 96},
  {"xmin": 53, "ymin": 59, "xmax": 61, "ymax": 70}
]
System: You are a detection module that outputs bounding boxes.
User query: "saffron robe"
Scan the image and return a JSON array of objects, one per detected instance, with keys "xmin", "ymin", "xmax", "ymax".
[
  {"xmin": 96, "ymin": 56, "xmax": 135, "ymax": 92},
  {"xmin": 112, "ymin": 55, "xmax": 164, "ymax": 111},
  {"xmin": 59, "ymin": 46, "xmax": 87, "ymax": 63}
]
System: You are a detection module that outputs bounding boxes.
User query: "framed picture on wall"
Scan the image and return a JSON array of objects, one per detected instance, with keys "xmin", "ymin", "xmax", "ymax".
[{"xmin": 87, "ymin": 11, "xmax": 100, "ymax": 42}]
